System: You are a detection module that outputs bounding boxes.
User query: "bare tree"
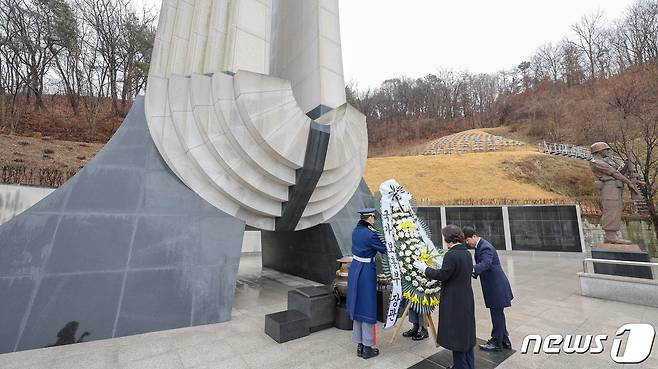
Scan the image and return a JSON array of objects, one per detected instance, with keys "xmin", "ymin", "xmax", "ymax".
[
  {"xmin": 571, "ymin": 11, "xmax": 608, "ymax": 81},
  {"xmin": 76, "ymin": 0, "xmax": 129, "ymax": 116},
  {"xmin": 0, "ymin": 37, "xmax": 28, "ymax": 133},
  {"xmin": 534, "ymin": 43, "xmax": 562, "ymax": 81},
  {"xmin": 624, "ymin": 0, "xmax": 658, "ymax": 63},
  {"xmin": 559, "ymin": 40, "xmax": 586, "ymax": 86},
  {"xmin": 119, "ymin": 9, "xmax": 156, "ymax": 112},
  {"xmin": 0, "ymin": 0, "xmax": 73, "ymax": 110}
]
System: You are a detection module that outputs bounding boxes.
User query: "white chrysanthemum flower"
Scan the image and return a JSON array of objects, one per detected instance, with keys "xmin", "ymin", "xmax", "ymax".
[
  {"xmin": 400, "ymin": 267, "xmax": 407, "ymax": 274},
  {"xmin": 405, "ymin": 240, "xmax": 412, "ymax": 245},
  {"xmin": 414, "ymin": 249, "xmax": 421, "ymax": 256},
  {"xmin": 417, "ymin": 287, "xmax": 424, "ymax": 292},
  {"xmin": 411, "ymin": 271, "xmax": 417, "ymax": 278},
  {"xmin": 405, "ymin": 276, "xmax": 412, "ymax": 281},
  {"xmin": 400, "ymin": 244, "xmax": 406, "ymax": 250},
  {"xmin": 412, "ymin": 280, "xmax": 419, "ymax": 287},
  {"xmin": 404, "ymin": 250, "xmax": 412, "ymax": 256},
  {"xmin": 405, "ymin": 257, "xmax": 411, "ymax": 263}
]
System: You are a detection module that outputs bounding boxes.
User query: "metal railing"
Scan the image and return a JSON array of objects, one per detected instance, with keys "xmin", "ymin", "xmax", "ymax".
[
  {"xmin": 582, "ymin": 258, "xmax": 658, "ymax": 274},
  {"xmin": 538, "ymin": 141, "xmax": 592, "ymax": 161}
]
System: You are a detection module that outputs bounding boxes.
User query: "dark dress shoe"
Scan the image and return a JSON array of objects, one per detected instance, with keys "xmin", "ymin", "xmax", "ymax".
[
  {"xmin": 357, "ymin": 343, "xmax": 363, "ymax": 357},
  {"xmin": 479, "ymin": 342, "xmax": 502, "ymax": 351},
  {"xmin": 412, "ymin": 328, "xmax": 429, "ymax": 341},
  {"xmin": 402, "ymin": 325, "xmax": 419, "ymax": 338},
  {"xmin": 503, "ymin": 342, "xmax": 513, "ymax": 350},
  {"xmin": 361, "ymin": 346, "xmax": 380, "ymax": 359}
]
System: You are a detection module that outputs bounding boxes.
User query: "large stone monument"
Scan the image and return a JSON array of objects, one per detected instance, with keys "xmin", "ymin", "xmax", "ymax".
[
  {"xmin": 0, "ymin": 0, "xmax": 372, "ymax": 353},
  {"xmin": 589, "ymin": 142, "xmax": 652, "ymax": 279}
]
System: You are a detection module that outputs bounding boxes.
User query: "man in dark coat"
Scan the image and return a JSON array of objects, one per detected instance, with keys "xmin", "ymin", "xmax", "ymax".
[
  {"xmin": 346, "ymin": 208, "xmax": 387, "ymax": 359},
  {"xmin": 463, "ymin": 227, "xmax": 513, "ymax": 351},
  {"xmin": 414, "ymin": 225, "xmax": 476, "ymax": 369}
]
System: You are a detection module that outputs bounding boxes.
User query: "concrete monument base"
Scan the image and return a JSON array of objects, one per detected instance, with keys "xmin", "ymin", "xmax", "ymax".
[{"xmin": 579, "ymin": 272, "xmax": 658, "ymax": 307}]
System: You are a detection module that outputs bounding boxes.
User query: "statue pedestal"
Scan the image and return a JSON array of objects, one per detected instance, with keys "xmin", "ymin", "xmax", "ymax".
[{"xmin": 591, "ymin": 244, "xmax": 653, "ymax": 279}]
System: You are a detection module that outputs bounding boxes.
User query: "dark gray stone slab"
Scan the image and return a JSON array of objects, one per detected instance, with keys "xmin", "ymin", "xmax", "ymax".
[
  {"xmin": 262, "ymin": 180, "xmax": 376, "ymax": 284},
  {"xmin": 46, "ymin": 215, "xmax": 134, "ymax": 274},
  {"xmin": 262, "ymin": 223, "xmax": 344, "ymax": 284},
  {"xmin": 445, "ymin": 207, "xmax": 506, "ymax": 250},
  {"xmin": 265, "ymin": 309, "xmax": 309, "ymax": 343},
  {"xmin": 0, "ymin": 278, "xmax": 34, "ymax": 352},
  {"xmin": 0, "ymin": 214, "xmax": 59, "ymax": 277},
  {"xmin": 17, "ymin": 272, "xmax": 123, "ymax": 351},
  {"xmin": 0, "ymin": 97, "xmax": 245, "ymax": 354},
  {"xmin": 334, "ymin": 304, "xmax": 352, "ymax": 330},
  {"xmin": 592, "ymin": 249, "xmax": 653, "ymax": 279},
  {"xmin": 276, "ymin": 121, "xmax": 330, "ymax": 231},
  {"xmin": 191, "ymin": 265, "xmax": 238, "ymax": 325},
  {"xmin": 129, "ymin": 216, "xmax": 201, "ymax": 268},
  {"xmin": 287, "ymin": 286, "xmax": 335, "ymax": 332},
  {"xmin": 306, "ymin": 104, "xmax": 333, "ymax": 120},
  {"xmin": 294, "ymin": 285, "xmax": 333, "ymax": 298},
  {"xmin": 408, "ymin": 338, "xmax": 516, "ymax": 369},
  {"xmin": 115, "ymin": 269, "xmax": 193, "ymax": 336},
  {"xmin": 63, "ymin": 167, "xmax": 144, "ymax": 213},
  {"xmin": 416, "ymin": 207, "xmax": 443, "ymax": 247},
  {"xmin": 509, "ymin": 205, "xmax": 581, "ymax": 252}
]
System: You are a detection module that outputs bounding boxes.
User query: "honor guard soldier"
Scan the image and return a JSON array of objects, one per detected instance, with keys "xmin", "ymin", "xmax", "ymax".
[{"xmin": 346, "ymin": 208, "xmax": 387, "ymax": 359}]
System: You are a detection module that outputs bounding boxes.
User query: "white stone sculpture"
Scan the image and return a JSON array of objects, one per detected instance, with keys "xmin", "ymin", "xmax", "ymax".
[{"xmin": 145, "ymin": 0, "xmax": 367, "ymax": 231}]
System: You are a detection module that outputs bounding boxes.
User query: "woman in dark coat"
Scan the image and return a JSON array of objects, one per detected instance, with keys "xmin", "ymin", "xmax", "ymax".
[{"xmin": 413, "ymin": 224, "xmax": 476, "ymax": 369}]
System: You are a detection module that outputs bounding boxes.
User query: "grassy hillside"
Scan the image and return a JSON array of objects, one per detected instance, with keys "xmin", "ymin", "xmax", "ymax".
[{"xmin": 365, "ymin": 150, "xmax": 595, "ymax": 204}]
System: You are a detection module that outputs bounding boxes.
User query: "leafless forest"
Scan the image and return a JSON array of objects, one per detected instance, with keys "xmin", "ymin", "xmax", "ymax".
[
  {"xmin": 349, "ymin": 0, "xmax": 658, "ymax": 150},
  {"xmin": 0, "ymin": 0, "xmax": 156, "ymax": 139}
]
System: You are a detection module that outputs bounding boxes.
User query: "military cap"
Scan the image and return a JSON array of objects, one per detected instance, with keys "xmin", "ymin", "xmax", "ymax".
[{"xmin": 357, "ymin": 208, "xmax": 377, "ymax": 216}]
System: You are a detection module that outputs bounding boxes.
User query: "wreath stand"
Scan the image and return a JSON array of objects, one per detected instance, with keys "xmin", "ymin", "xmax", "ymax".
[{"xmin": 388, "ymin": 303, "xmax": 439, "ymax": 347}]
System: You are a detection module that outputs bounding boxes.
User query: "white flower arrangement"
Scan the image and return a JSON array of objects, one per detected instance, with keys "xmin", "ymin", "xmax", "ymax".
[{"xmin": 380, "ymin": 186, "xmax": 446, "ymax": 316}]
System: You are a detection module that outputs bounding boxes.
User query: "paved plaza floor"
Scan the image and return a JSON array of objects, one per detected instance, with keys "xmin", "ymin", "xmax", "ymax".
[{"xmin": 1, "ymin": 252, "xmax": 657, "ymax": 369}]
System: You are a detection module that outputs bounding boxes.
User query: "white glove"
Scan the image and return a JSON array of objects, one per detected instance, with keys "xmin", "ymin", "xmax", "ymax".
[{"xmin": 413, "ymin": 260, "xmax": 428, "ymax": 273}]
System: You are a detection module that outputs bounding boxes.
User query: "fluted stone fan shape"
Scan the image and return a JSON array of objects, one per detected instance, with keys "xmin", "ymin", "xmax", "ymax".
[{"xmin": 145, "ymin": 0, "xmax": 367, "ymax": 231}]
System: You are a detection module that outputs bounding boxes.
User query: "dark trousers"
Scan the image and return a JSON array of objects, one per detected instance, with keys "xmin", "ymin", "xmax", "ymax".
[
  {"xmin": 452, "ymin": 347, "xmax": 474, "ymax": 369},
  {"xmin": 490, "ymin": 307, "xmax": 510, "ymax": 347}
]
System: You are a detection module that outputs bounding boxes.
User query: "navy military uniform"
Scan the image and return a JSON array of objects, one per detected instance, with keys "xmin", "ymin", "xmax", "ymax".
[
  {"xmin": 473, "ymin": 238, "xmax": 513, "ymax": 350},
  {"xmin": 346, "ymin": 208, "xmax": 387, "ymax": 359}
]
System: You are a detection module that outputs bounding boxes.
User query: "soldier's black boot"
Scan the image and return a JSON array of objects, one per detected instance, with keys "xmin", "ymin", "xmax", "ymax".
[
  {"xmin": 361, "ymin": 346, "xmax": 380, "ymax": 359},
  {"xmin": 357, "ymin": 343, "xmax": 364, "ymax": 357},
  {"xmin": 402, "ymin": 324, "xmax": 419, "ymax": 338},
  {"xmin": 412, "ymin": 327, "xmax": 429, "ymax": 341}
]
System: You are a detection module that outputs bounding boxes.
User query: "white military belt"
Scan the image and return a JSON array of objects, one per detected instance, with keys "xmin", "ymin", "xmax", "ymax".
[{"xmin": 353, "ymin": 255, "xmax": 374, "ymax": 263}]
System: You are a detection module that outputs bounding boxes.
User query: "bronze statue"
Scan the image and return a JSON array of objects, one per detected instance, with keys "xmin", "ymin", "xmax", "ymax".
[{"xmin": 589, "ymin": 142, "xmax": 643, "ymax": 244}]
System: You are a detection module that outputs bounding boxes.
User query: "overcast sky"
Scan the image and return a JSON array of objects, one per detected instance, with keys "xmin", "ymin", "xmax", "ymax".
[{"xmin": 139, "ymin": 0, "xmax": 637, "ymax": 88}]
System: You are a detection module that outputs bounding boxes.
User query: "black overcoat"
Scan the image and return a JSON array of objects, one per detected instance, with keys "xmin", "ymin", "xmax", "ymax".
[{"xmin": 424, "ymin": 244, "xmax": 476, "ymax": 352}]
